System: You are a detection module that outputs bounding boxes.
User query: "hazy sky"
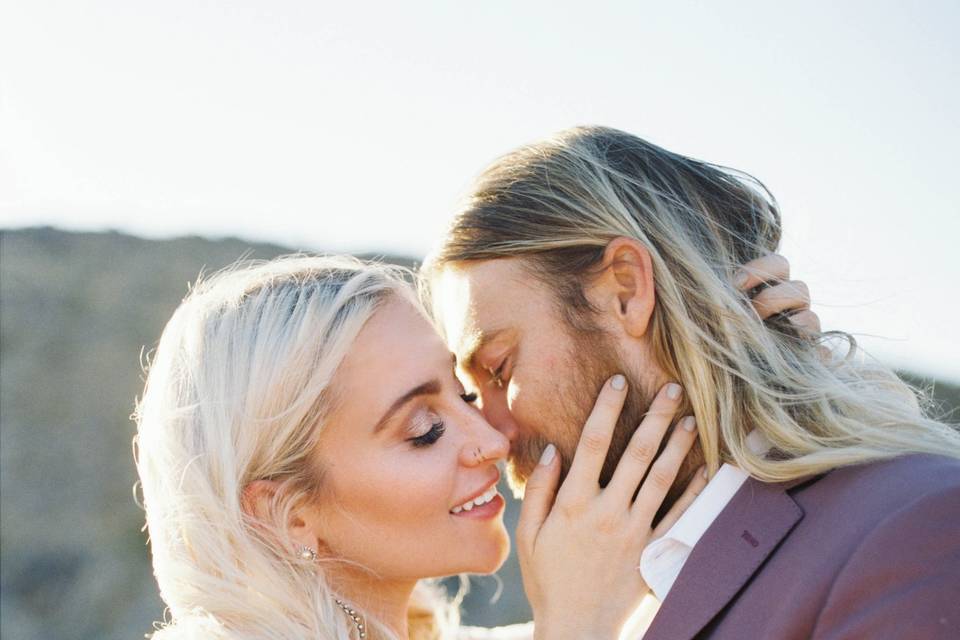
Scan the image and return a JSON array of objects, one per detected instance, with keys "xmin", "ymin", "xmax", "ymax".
[{"xmin": 2, "ymin": 1, "xmax": 958, "ymax": 380}]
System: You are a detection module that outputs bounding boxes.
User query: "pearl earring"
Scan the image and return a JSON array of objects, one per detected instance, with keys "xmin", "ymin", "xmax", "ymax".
[{"xmin": 296, "ymin": 544, "xmax": 318, "ymax": 562}]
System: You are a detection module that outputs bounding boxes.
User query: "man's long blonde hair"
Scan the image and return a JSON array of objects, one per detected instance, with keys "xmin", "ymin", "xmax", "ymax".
[
  {"xmin": 134, "ymin": 255, "xmax": 457, "ymax": 639},
  {"xmin": 427, "ymin": 126, "xmax": 960, "ymax": 481}
]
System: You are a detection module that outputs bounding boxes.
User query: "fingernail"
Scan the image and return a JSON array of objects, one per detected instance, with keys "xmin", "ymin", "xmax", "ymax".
[
  {"xmin": 681, "ymin": 416, "xmax": 696, "ymax": 432},
  {"xmin": 702, "ymin": 467, "xmax": 709, "ymax": 480},
  {"xmin": 611, "ymin": 374, "xmax": 626, "ymax": 390},
  {"xmin": 666, "ymin": 383, "xmax": 682, "ymax": 400},
  {"xmin": 539, "ymin": 444, "xmax": 556, "ymax": 466}
]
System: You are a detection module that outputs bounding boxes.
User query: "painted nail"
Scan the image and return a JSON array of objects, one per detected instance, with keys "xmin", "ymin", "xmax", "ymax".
[
  {"xmin": 666, "ymin": 383, "xmax": 682, "ymax": 400},
  {"xmin": 681, "ymin": 416, "xmax": 696, "ymax": 432},
  {"xmin": 611, "ymin": 374, "xmax": 626, "ymax": 390},
  {"xmin": 539, "ymin": 444, "xmax": 556, "ymax": 466}
]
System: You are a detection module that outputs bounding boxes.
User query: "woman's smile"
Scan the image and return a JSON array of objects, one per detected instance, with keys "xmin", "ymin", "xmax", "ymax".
[
  {"xmin": 450, "ymin": 476, "xmax": 504, "ymax": 518},
  {"xmin": 452, "ymin": 492, "xmax": 505, "ymax": 519}
]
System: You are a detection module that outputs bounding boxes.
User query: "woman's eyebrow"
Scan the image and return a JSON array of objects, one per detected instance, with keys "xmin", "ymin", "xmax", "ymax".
[{"xmin": 373, "ymin": 380, "xmax": 442, "ymax": 433}]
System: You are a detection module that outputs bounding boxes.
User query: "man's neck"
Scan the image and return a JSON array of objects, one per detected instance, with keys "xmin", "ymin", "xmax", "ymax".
[{"xmin": 655, "ymin": 444, "xmax": 706, "ymax": 526}]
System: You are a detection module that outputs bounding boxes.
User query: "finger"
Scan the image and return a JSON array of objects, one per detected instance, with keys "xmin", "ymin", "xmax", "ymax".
[
  {"xmin": 650, "ymin": 465, "xmax": 708, "ymax": 539},
  {"xmin": 787, "ymin": 308, "xmax": 821, "ymax": 335},
  {"xmin": 735, "ymin": 253, "xmax": 790, "ymax": 291},
  {"xmin": 752, "ymin": 280, "xmax": 810, "ymax": 320},
  {"xmin": 560, "ymin": 375, "xmax": 629, "ymax": 501},
  {"xmin": 516, "ymin": 444, "xmax": 562, "ymax": 552},
  {"xmin": 604, "ymin": 383, "xmax": 684, "ymax": 501},
  {"xmin": 629, "ymin": 415, "xmax": 700, "ymax": 527}
]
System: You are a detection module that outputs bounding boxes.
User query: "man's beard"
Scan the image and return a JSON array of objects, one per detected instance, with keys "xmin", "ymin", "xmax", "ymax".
[{"xmin": 506, "ymin": 325, "xmax": 702, "ymax": 522}]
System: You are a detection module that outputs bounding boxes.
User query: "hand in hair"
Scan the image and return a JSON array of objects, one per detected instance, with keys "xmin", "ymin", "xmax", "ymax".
[{"xmin": 736, "ymin": 253, "xmax": 820, "ymax": 335}]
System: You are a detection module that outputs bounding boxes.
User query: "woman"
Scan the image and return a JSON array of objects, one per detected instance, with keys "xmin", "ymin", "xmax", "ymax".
[{"xmin": 134, "ymin": 254, "xmax": 813, "ymax": 639}]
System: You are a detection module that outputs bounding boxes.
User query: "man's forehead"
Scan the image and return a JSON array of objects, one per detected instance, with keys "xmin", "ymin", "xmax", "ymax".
[{"xmin": 434, "ymin": 260, "xmax": 526, "ymax": 358}]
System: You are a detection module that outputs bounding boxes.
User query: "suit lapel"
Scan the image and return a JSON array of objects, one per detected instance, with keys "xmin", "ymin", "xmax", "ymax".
[{"xmin": 642, "ymin": 478, "xmax": 805, "ymax": 640}]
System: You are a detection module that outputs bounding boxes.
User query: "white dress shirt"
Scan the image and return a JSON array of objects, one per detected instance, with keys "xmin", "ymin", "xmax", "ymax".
[{"xmin": 638, "ymin": 431, "xmax": 769, "ymax": 602}]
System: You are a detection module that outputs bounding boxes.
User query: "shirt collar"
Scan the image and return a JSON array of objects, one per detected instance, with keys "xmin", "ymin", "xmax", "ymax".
[{"xmin": 638, "ymin": 431, "xmax": 770, "ymax": 601}]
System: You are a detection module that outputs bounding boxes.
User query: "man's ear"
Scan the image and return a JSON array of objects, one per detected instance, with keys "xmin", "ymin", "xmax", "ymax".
[
  {"xmin": 590, "ymin": 237, "xmax": 656, "ymax": 338},
  {"xmin": 242, "ymin": 479, "xmax": 322, "ymax": 555}
]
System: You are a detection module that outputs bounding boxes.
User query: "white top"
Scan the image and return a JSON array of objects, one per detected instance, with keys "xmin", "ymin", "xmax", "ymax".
[
  {"xmin": 638, "ymin": 431, "xmax": 769, "ymax": 602},
  {"xmin": 458, "ymin": 615, "xmax": 658, "ymax": 640}
]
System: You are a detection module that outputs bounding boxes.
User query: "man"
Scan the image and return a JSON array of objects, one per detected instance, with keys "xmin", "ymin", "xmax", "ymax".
[{"xmin": 424, "ymin": 126, "xmax": 960, "ymax": 639}]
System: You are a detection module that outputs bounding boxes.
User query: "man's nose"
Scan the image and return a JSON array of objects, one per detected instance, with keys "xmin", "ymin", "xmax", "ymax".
[{"xmin": 478, "ymin": 389, "xmax": 520, "ymax": 443}]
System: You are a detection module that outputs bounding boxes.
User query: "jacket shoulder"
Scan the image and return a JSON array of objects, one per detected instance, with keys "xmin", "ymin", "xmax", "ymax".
[
  {"xmin": 797, "ymin": 453, "xmax": 960, "ymax": 507},
  {"xmin": 809, "ymin": 455, "xmax": 960, "ymax": 638}
]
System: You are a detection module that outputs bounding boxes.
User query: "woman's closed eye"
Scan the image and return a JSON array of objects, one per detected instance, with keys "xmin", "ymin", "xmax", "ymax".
[
  {"xmin": 406, "ymin": 393, "xmax": 477, "ymax": 448},
  {"xmin": 408, "ymin": 419, "xmax": 446, "ymax": 448}
]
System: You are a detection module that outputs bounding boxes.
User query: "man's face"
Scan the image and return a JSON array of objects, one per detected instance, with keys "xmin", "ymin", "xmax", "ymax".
[{"xmin": 434, "ymin": 258, "xmax": 661, "ymax": 494}]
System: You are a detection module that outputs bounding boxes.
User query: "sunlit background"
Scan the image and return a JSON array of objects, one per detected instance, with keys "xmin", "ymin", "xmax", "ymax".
[
  {"xmin": 3, "ymin": 0, "xmax": 959, "ymax": 377},
  {"xmin": 2, "ymin": 2, "xmax": 959, "ymax": 639}
]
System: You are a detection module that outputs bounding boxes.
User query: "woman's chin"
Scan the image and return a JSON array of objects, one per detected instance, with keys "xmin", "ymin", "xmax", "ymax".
[{"xmin": 465, "ymin": 533, "xmax": 512, "ymax": 575}]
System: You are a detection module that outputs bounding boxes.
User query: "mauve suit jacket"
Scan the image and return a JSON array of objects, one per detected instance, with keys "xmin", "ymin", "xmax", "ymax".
[{"xmin": 643, "ymin": 453, "xmax": 960, "ymax": 640}]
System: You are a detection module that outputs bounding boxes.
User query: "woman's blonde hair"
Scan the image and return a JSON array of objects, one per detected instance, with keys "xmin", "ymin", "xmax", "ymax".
[
  {"xmin": 134, "ymin": 255, "xmax": 458, "ymax": 639},
  {"xmin": 426, "ymin": 125, "xmax": 960, "ymax": 481}
]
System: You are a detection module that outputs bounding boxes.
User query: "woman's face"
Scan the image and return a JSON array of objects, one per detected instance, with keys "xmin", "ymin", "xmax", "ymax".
[{"xmin": 308, "ymin": 296, "xmax": 511, "ymax": 581}]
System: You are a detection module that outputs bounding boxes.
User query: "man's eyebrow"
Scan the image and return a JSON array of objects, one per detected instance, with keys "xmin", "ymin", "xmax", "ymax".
[
  {"xmin": 373, "ymin": 379, "xmax": 442, "ymax": 433},
  {"xmin": 458, "ymin": 329, "xmax": 505, "ymax": 372}
]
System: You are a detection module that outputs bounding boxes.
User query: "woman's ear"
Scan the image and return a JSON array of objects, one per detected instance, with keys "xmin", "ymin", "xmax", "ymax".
[
  {"xmin": 241, "ymin": 479, "xmax": 281, "ymax": 522},
  {"xmin": 589, "ymin": 237, "xmax": 656, "ymax": 338},
  {"xmin": 242, "ymin": 479, "xmax": 322, "ymax": 556}
]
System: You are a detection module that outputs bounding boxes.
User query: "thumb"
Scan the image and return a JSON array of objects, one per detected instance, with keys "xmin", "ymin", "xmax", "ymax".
[{"xmin": 516, "ymin": 444, "xmax": 561, "ymax": 552}]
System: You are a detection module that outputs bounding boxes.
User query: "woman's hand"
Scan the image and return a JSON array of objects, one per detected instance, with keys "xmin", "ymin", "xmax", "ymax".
[
  {"xmin": 738, "ymin": 253, "xmax": 820, "ymax": 334},
  {"xmin": 517, "ymin": 377, "xmax": 707, "ymax": 640}
]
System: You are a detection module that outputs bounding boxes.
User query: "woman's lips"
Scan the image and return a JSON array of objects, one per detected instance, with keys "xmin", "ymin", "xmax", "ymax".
[{"xmin": 451, "ymin": 493, "xmax": 505, "ymax": 520}]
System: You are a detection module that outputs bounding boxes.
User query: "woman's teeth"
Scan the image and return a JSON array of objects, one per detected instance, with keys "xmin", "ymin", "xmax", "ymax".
[{"xmin": 451, "ymin": 485, "xmax": 498, "ymax": 514}]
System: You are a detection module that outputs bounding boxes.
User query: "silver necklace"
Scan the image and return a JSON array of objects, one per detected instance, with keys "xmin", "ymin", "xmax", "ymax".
[{"xmin": 334, "ymin": 598, "xmax": 366, "ymax": 639}]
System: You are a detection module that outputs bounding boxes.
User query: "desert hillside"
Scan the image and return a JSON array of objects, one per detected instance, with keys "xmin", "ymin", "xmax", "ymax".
[{"xmin": 1, "ymin": 227, "xmax": 956, "ymax": 640}]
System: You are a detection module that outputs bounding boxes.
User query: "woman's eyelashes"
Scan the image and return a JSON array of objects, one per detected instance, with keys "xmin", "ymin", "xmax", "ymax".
[
  {"xmin": 405, "ymin": 392, "xmax": 477, "ymax": 448},
  {"xmin": 408, "ymin": 420, "xmax": 445, "ymax": 448}
]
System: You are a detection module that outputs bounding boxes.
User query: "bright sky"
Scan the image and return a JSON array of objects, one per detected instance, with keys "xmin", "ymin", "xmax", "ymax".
[{"xmin": 1, "ymin": 1, "xmax": 958, "ymax": 381}]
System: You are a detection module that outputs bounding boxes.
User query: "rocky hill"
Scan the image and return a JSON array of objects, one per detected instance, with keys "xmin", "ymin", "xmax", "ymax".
[{"xmin": 1, "ymin": 227, "xmax": 956, "ymax": 640}]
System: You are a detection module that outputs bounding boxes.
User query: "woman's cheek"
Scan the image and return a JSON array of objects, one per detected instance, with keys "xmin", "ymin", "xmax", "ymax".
[{"xmin": 380, "ymin": 449, "xmax": 452, "ymax": 518}]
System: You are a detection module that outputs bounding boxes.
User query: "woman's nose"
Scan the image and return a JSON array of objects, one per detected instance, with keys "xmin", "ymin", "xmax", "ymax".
[{"xmin": 460, "ymin": 414, "xmax": 510, "ymax": 467}]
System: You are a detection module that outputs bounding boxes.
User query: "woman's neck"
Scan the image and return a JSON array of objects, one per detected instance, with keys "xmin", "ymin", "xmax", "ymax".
[{"xmin": 330, "ymin": 569, "xmax": 416, "ymax": 639}]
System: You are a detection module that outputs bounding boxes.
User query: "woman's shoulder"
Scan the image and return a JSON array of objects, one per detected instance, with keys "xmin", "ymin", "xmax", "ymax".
[{"xmin": 457, "ymin": 621, "xmax": 534, "ymax": 640}]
